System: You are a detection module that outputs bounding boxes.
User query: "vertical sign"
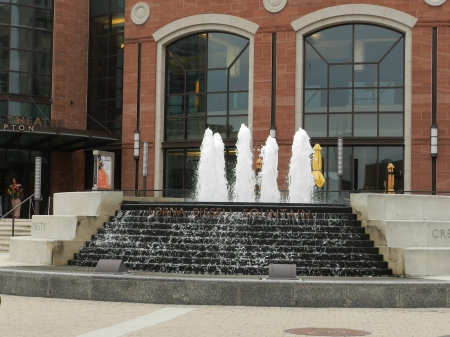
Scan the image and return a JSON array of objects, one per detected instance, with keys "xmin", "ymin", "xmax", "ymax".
[{"xmin": 93, "ymin": 150, "xmax": 115, "ymax": 190}]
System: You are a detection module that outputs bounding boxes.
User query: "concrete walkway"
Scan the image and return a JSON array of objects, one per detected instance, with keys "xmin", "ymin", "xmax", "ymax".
[{"xmin": 1, "ymin": 294, "xmax": 450, "ymax": 337}]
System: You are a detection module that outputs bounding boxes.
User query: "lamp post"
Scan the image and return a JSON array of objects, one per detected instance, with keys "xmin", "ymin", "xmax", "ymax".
[
  {"xmin": 142, "ymin": 141, "xmax": 148, "ymax": 197},
  {"xmin": 431, "ymin": 125, "xmax": 438, "ymax": 157},
  {"xmin": 134, "ymin": 130, "xmax": 140, "ymax": 196},
  {"xmin": 34, "ymin": 157, "xmax": 42, "ymax": 215},
  {"xmin": 337, "ymin": 137, "xmax": 343, "ymax": 200}
]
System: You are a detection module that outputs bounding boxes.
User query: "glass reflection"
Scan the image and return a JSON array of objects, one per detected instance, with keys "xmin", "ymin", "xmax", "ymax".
[
  {"xmin": 379, "ymin": 113, "xmax": 403, "ymax": 137},
  {"xmin": 304, "ymin": 114, "xmax": 327, "ymax": 137},
  {"xmin": 304, "ymin": 42, "xmax": 327, "ymax": 89},
  {"xmin": 307, "ymin": 25, "xmax": 353, "ymax": 63},
  {"xmin": 354, "ymin": 113, "xmax": 377, "ymax": 137}
]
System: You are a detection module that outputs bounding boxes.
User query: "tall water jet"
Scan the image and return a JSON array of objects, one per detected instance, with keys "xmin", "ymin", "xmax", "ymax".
[
  {"xmin": 288, "ymin": 127, "xmax": 314, "ymax": 203},
  {"xmin": 195, "ymin": 128, "xmax": 228, "ymax": 202},
  {"xmin": 259, "ymin": 135, "xmax": 280, "ymax": 203},
  {"xmin": 213, "ymin": 132, "xmax": 229, "ymax": 201},
  {"xmin": 233, "ymin": 124, "xmax": 255, "ymax": 202}
]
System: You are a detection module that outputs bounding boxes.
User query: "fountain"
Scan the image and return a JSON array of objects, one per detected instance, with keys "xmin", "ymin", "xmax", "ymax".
[{"xmin": 69, "ymin": 125, "xmax": 392, "ymax": 277}]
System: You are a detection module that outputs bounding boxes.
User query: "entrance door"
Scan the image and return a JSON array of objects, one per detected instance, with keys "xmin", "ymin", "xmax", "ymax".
[
  {"xmin": 0, "ymin": 164, "xmax": 23, "ymax": 217},
  {"xmin": 0, "ymin": 169, "xmax": 8, "ymax": 216}
]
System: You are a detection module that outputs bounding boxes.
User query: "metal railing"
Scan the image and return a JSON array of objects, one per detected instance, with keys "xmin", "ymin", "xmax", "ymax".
[{"xmin": 0, "ymin": 194, "xmax": 35, "ymax": 237}]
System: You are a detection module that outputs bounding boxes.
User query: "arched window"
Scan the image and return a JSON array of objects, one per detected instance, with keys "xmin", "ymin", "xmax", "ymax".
[
  {"xmin": 303, "ymin": 24, "xmax": 405, "ymax": 194},
  {"xmin": 165, "ymin": 32, "xmax": 249, "ymax": 141},
  {"xmin": 164, "ymin": 32, "xmax": 249, "ymax": 195}
]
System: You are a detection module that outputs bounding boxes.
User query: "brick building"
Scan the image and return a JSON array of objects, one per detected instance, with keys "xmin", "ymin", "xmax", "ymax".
[{"xmin": 1, "ymin": 0, "xmax": 449, "ymax": 214}]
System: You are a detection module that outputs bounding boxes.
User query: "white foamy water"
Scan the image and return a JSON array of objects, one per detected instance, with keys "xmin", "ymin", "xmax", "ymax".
[
  {"xmin": 214, "ymin": 132, "xmax": 229, "ymax": 201},
  {"xmin": 196, "ymin": 128, "xmax": 228, "ymax": 202},
  {"xmin": 288, "ymin": 128, "xmax": 314, "ymax": 203},
  {"xmin": 259, "ymin": 135, "xmax": 280, "ymax": 203},
  {"xmin": 233, "ymin": 124, "xmax": 255, "ymax": 202}
]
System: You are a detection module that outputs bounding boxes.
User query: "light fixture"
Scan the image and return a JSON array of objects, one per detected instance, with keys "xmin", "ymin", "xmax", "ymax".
[
  {"xmin": 337, "ymin": 137, "xmax": 343, "ymax": 177},
  {"xmin": 431, "ymin": 125, "xmax": 438, "ymax": 157},
  {"xmin": 134, "ymin": 130, "xmax": 140, "ymax": 159},
  {"xmin": 142, "ymin": 142, "xmax": 148, "ymax": 178},
  {"xmin": 270, "ymin": 126, "xmax": 276, "ymax": 138}
]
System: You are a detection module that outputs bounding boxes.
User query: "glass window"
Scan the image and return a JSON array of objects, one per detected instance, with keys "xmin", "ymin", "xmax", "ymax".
[
  {"xmin": 329, "ymin": 114, "xmax": 352, "ymax": 137},
  {"xmin": 12, "ymin": 0, "xmax": 33, "ymax": 5},
  {"xmin": 8, "ymin": 100, "xmax": 30, "ymax": 116},
  {"xmin": 11, "ymin": 5, "xmax": 33, "ymax": 27},
  {"xmin": 166, "ymin": 119, "xmax": 184, "ymax": 140},
  {"xmin": 304, "ymin": 24, "xmax": 404, "ymax": 138},
  {"xmin": 304, "ymin": 114, "xmax": 327, "ymax": 137},
  {"xmin": 9, "ymin": 71, "xmax": 30, "ymax": 94},
  {"xmin": 0, "ymin": 4, "xmax": 9, "ymax": 25},
  {"xmin": 354, "ymin": 113, "xmax": 377, "ymax": 137},
  {"xmin": 111, "ymin": 12, "xmax": 124, "ymax": 34},
  {"xmin": 208, "ymin": 32, "xmax": 248, "ymax": 69},
  {"xmin": 89, "ymin": 58, "xmax": 107, "ymax": 79},
  {"xmin": 33, "ymin": 30, "xmax": 51, "ymax": 52},
  {"xmin": 186, "ymin": 71, "xmax": 205, "ymax": 93},
  {"xmin": 186, "ymin": 118, "xmax": 204, "ymax": 139},
  {"xmin": 11, "ymin": 27, "xmax": 32, "ymax": 49},
  {"xmin": 207, "ymin": 93, "xmax": 227, "ymax": 116},
  {"xmin": 207, "ymin": 116, "xmax": 226, "ymax": 138},
  {"xmin": 229, "ymin": 47, "xmax": 249, "ymax": 91},
  {"xmin": 329, "ymin": 65, "xmax": 352, "ymax": 88},
  {"xmin": 0, "ymin": 71, "xmax": 6, "ymax": 91},
  {"xmin": 31, "ymin": 103, "xmax": 50, "ymax": 119},
  {"xmin": 107, "ymin": 100, "xmax": 122, "ymax": 121},
  {"xmin": 229, "ymin": 92, "xmax": 248, "ymax": 115},
  {"xmin": 304, "ymin": 89, "xmax": 327, "ymax": 113},
  {"xmin": 329, "ymin": 89, "xmax": 352, "ymax": 112},
  {"xmin": 0, "ymin": 48, "xmax": 8, "ymax": 70},
  {"xmin": 166, "ymin": 95, "xmax": 184, "ymax": 116},
  {"xmin": 108, "ymin": 55, "xmax": 123, "ymax": 78},
  {"xmin": 111, "ymin": 0, "xmax": 125, "ymax": 12},
  {"xmin": 34, "ymin": 8, "xmax": 52, "ymax": 30},
  {"xmin": 35, "ymin": 0, "xmax": 52, "ymax": 9},
  {"xmin": 207, "ymin": 69, "xmax": 227, "ymax": 92},
  {"xmin": 306, "ymin": 25, "xmax": 353, "ymax": 64},
  {"xmin": 186, "ymin": 94, "xmax": 205, "ymax": 116},
  {"xmin": 90, "ymin": 0, "xmax": 109, "ymax": 17},
  {"xmin": 304, "ymin": 43, "xmax": 327, "ymax": 89},
  {"xmin": 108, "ymin": 77, "xmax": 122, "ymax": 99},
  {"xmin": 379, "ymin": 113, "xmax": 403, "ymax": 137},
  {"xmin": 89, "ymin": 36, "xmax": 108, "ymax": 58},
  {"xmin": 10, "ymin": 49, "xmax": 31, "ymax": 72},
  {"xmin": 32, "ymin": 74, "xmax": 50, "ymax": 96},
  {"xmin": 90, "ymin": 15, "xmax": 109, "ymax": 37},
  {"xmin": 353, "ymin": 147, "xmax": 377, "ymax": 190},
  {"xmin": 33, "ymin": 52, "xmax": 51, "ymax": 74},
  {"xmin": 0, "ymin": 25, "xmax": 9, "ymax": 47}
]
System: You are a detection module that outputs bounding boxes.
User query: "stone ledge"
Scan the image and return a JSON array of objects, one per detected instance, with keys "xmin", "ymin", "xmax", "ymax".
[{"xmin": 0, "ymin": 269, "xmax": 449, "ymax": 308}]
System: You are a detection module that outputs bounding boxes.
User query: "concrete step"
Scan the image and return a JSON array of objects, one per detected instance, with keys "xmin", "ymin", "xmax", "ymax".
[{"xmin": 0, "ymin": 219, "xmax": 31, "ymax": 253}]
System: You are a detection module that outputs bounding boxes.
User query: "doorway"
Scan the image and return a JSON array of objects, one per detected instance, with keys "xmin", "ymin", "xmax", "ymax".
[{"xmin": 0, "ymin": 164, "xmax": 24, "ymax": 218}]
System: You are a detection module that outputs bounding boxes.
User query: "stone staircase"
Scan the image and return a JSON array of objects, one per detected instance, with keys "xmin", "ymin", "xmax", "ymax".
[
  {"xmin": 69, "ymin": 202, "xmax": 392, "ymax": 277},
  {"xmin": 0, "ymin": 219, "xmax": 32, "ymax": 253}
]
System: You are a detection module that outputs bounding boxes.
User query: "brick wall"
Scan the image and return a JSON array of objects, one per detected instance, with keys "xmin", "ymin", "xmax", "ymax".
[
  {"xmin": 50, "ymin": 0, "xmax": 89, "ymax": 195},
  {"xmin": 120, "ymin": 0, "xmax": 450, "ymax": 193}
]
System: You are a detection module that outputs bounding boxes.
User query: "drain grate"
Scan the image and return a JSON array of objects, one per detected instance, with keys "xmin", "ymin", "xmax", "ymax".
[{"xmin": 284, "ymin": 328, "xmax": 371, "ymax": 336}]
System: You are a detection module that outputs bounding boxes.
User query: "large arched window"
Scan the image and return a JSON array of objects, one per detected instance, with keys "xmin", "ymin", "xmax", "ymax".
[
  {"xmin": 165, "ymin": 32, "xmax": 249, "ymax": 141},
  {"xmin": 303, "ymin": 24, "xmax": 405, "ymax": 194},
  {"xmin": 164, "ymin": 32, "xmax": 249, "ymax": 195}
]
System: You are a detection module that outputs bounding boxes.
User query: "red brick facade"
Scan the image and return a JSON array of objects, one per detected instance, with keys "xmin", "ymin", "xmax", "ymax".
[
  {"xmin": 116, "ymin": 0, "xmax": 450, "ymax": 193},
  {"xmin": 54, "ymin": 0, "xmax": 450, "ymax": 194},
  {"xmin": 50, "ymin": 0, "xmax": 90, "ymax": 194}
]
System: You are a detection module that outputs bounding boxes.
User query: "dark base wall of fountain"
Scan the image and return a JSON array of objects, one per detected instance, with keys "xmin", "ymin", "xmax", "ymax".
[{"xmin": 69, "ymin": 202, "xmax": 392, "ymax": 277}]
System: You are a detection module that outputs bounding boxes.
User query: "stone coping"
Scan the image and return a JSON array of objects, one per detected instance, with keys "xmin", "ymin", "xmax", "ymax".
[{"xmin": 1, "ymin": 266, "xmax": 450, "ymax": 308}]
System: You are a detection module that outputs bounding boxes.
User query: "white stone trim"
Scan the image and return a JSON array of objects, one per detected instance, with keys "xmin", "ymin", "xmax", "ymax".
[
  {"xmin": 153, "ymin": 16, "xmax": 259, "ymax": 191},
  {"xmin": 263, "ymin": 0, "xmax": 287, "ymax": 13},
  {"xmin": 424, "ymin": 0, "xmax": 447, "ymax": 6},
  {"xmin": 130, "ymin": 2, "xmax": 150, "ymax": 26},
  {"xmin": 291, "ymin": 4, "xmax": 417, "ymax": 192}
]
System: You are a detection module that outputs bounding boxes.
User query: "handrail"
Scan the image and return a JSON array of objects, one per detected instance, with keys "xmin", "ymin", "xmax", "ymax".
[{"xmin": 0, "ymin": 194, "xmax": 35, "ymax": 237}]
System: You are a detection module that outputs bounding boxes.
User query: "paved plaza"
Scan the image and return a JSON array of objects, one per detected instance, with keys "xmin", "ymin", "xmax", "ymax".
[{"xmin": 1, "ymin": 294, "xmax": 450, "ymax": 337}]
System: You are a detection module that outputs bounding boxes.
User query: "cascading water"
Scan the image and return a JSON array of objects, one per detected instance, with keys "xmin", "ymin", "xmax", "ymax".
[
  {"xmin": 259, "ymin": 135, "xmax": 281, "ymax": 203},
  {"xmin": 214, "ymin": 132, "xmax": 229, "ymax": 201},
  {"xmin": 195, "ymin": 128, "xmax": 228, "ymax": 202},
  {"xmin": 288, "ymin": 128, "xmax": 315, "ymax": 203},
  {"xmin": 233, "ymin": 124, "xmax": 255, "ymax": 202}
]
